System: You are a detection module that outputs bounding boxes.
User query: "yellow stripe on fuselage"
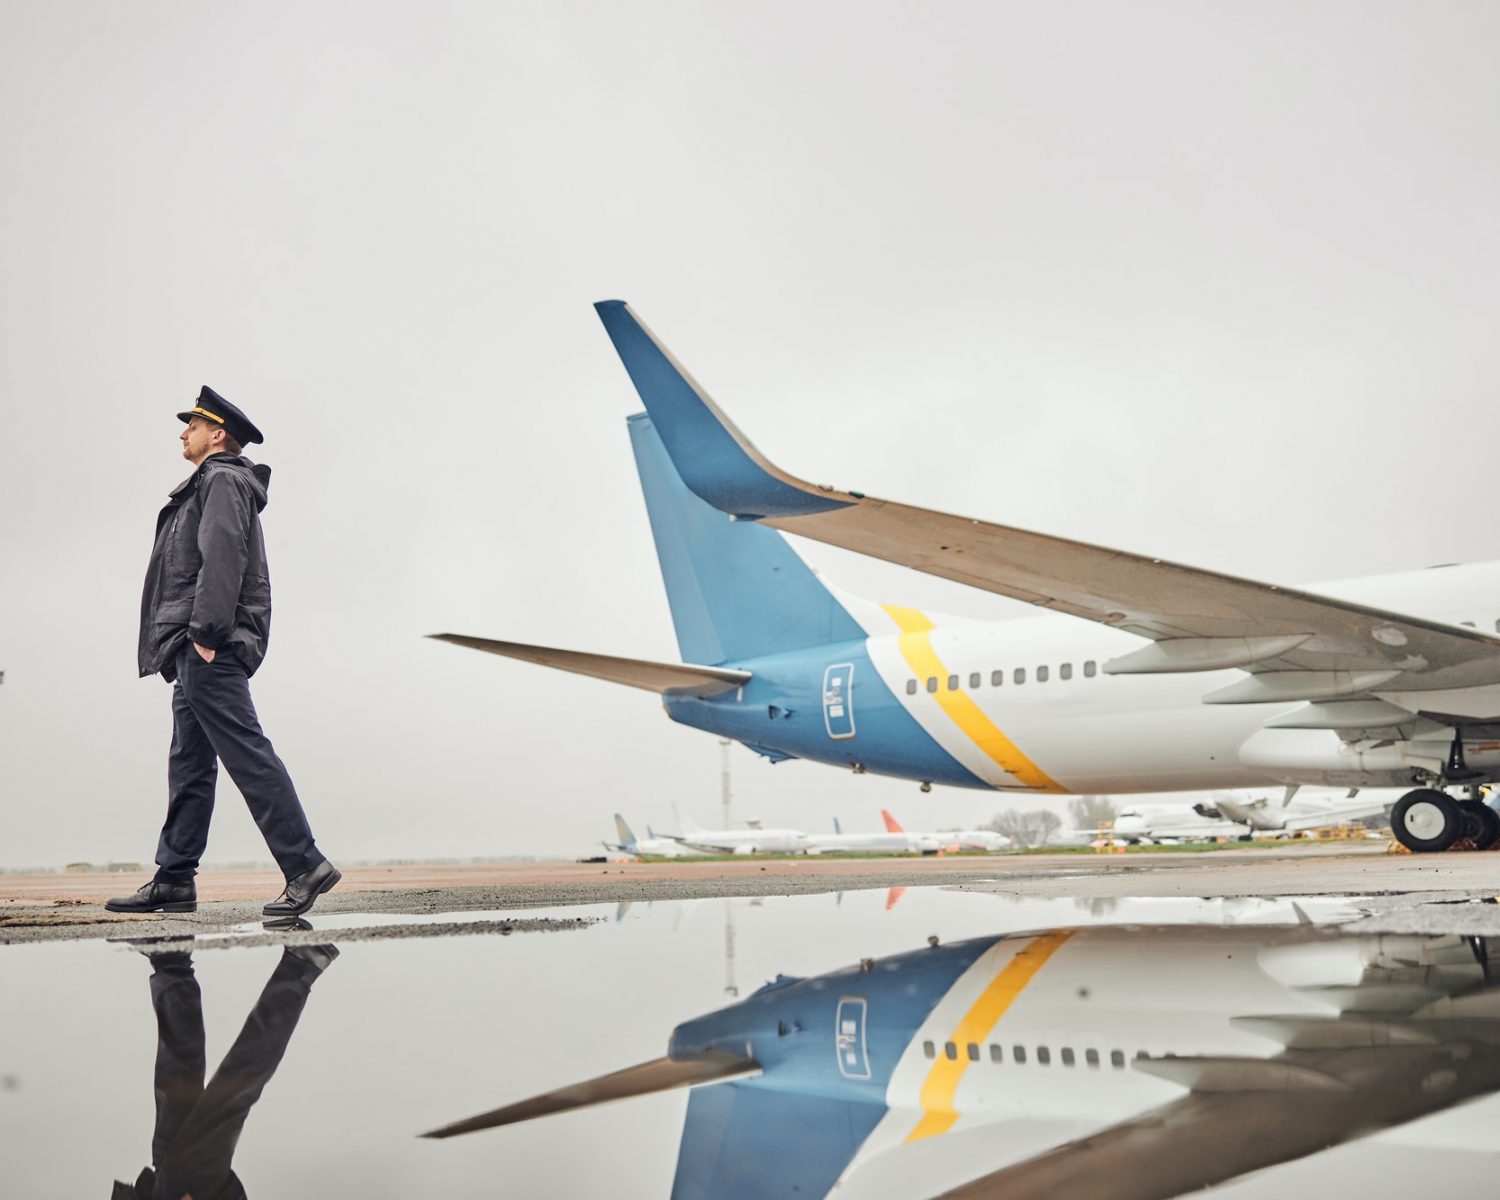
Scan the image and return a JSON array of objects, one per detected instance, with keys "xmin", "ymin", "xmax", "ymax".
[
  {"xmin": 906, "ymin": 930, "xmax": 1074, "ymax": 1142},
  {"xmin": 882, "ymin": 604, "xmax": 1065, "ymax": 793}
]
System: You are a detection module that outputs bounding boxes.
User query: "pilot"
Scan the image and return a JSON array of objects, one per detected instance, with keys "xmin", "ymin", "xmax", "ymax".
[
  {"xmin": 108, "ymin": 388, "xmax": 339, "ymax": 920},
  {"xmin": 112, "ymin": 943, "xmax": 337, "ymax": 1199}
]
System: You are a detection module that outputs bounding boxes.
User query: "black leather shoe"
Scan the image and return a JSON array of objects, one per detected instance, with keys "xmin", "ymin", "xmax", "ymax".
[
  {"xmin": 263, "ymin": 860, "xmax": 341, "ymax": 917},
  {"xmin": 104, "ymin": 880, "xmax": 197, "ymax": 913}
]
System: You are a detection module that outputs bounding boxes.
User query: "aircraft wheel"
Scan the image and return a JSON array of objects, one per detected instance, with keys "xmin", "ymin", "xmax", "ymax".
[
  {"xmin": 1458, "ymin": 799, "xmax": 1500, "ymax": 850},
  {"xmin": 1392, "ymin": 789, "xmax": 1462, "ymax": 853}
]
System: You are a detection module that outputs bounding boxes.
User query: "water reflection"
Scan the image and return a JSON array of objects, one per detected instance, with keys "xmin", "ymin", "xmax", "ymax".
[
  {"xmin": 111, "ymin": 944, "xmax": 337, "ymax": 1200},
  {"xmin": 430, "ymin": 924, "xmax": 1500, "ymax": 1199}
]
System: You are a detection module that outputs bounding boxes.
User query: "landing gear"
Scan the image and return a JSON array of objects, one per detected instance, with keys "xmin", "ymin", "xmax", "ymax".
[
  {"xmin": 1458, "ymin": 799, "xmax": 1500, "ymax": 850},
  {"xmin": 1391, "ymin": 789, "xmax": 1463, "ymax": 853}
]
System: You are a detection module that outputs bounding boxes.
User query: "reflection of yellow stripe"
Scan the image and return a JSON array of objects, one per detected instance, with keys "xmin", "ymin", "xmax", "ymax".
[
  {"xmin": 883, "ymin": 604, "xmax": 1064, "ymax": 793},
  {"xmin": 907, "ymin": 931, "xmax": 1073, "ymax": 1142}
]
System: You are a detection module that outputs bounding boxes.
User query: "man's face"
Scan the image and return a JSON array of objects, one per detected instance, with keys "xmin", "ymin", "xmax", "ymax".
[{"xmin": 180, "ymin": 416, "xmax": 221, "ymax": 465}]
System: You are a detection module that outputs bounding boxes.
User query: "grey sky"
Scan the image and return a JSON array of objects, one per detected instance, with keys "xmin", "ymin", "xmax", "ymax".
[{"xmin": 3, "ymin": 2, "xmax": 1499, "ymax": 868}]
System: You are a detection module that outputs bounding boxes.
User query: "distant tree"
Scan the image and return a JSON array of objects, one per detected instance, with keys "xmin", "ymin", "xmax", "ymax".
[
  {"xmin": 1068, "ymin": 795, "xmax": 1117, "ymax": 832},
  {"xmin": 987, "ymin": 808, "xmax": 1063, "ymax": 848}
]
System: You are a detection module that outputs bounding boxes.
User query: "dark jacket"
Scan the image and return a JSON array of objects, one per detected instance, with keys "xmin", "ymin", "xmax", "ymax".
[{"xmin": 139, "ymin": 453, "xmax": 273, "ymax": 679}]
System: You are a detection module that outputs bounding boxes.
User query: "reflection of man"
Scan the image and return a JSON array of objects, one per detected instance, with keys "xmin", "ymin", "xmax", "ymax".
[
  {"xmin": 112, "ymin": 944, "xmax": 337, "ymax": 1199},
  {"xmin": 108, "ymin": 387, "xmax": 339, "ymax": 919}
]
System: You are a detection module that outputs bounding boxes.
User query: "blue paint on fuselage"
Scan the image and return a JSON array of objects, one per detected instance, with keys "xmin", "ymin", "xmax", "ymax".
[{"xmin": 663, "ymin": 638, "xmax": 987, "ymax": 790}]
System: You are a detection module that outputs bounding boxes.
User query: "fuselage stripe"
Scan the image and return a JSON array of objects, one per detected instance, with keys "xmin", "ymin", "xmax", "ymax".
[
  {"xmin": 905, "ymin": 930, "xmax": 1074, "ymax": 1142},
  {"xmin": 882, "ymin": 604, "xmax": 1066, "ymax": 793}
]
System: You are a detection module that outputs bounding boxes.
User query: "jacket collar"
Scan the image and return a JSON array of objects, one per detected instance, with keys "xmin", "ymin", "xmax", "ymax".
[{"xmin": 166, "ymin": 451, "xmax": 245, "ymax": 499}]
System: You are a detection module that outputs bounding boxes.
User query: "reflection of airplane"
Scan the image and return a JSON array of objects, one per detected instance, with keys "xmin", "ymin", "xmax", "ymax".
[
  {"xmin": 806, "ymin": 816, "xmax": 940, "ymax": 855},
  {"xmin": 433, "ymin": 302, "xmax": 1500, "ymax": 855},
  {"xmin": 1214, "ymin": 793, "xmax": 1395, "ymax": 835},
  {"xmin": 603, "ymin": 814, "xmax": 703, "ymax": 858},
  {"xmin": 113, "ymin": 944, "xmax": 335, "ymax": 1200},
  {"xmin": 427, "ymin": 923, "xmax": 1500, "ymax": 1199},
  {"xmin": 670, "ymin": 810, "xmax": 810, "ymax": 855},
  {"xmin": 882, "ymin": 809, "xmax": 1012, "ymax": 853}
]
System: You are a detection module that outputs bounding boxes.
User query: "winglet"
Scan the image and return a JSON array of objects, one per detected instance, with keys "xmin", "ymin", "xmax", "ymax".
[{"xmin": 594, "ymin": 301, "xmax": 854, "ymax": 520}]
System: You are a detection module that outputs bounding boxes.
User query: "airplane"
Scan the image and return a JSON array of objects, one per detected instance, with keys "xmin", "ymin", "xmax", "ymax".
[
  {"xmin": 804, "ymin": 816, "xmax": 941, "ymax": 856},
  {"xmin": 432, "ymin": 300, "xmax": 1500, "ymax": 855},
  {"xmin": 1101, "ymin": 800, "xmax": 1253, "ymax": 843},
  {"xmin": 1213, "ymin": 791, "xmax": 1396, "ymax": 837},
  {"xmin": 669, "ymin": 810, "xmax": 811, "ymax": 856},
  {"xmin": 423, "ymin": 921, "xmax": 1500, "ymax": 1198},
  {"xmin": 881, "ymin": 809, "xmax": 1012, "ymax": 853},
  {"xmin": 603, "ymin": 814, "xmax": 705, "ymax": 859}
]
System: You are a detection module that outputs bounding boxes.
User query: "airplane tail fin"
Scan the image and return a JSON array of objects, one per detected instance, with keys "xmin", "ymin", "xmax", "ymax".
[
  {"xmin": 614, "ymin": 814, "xmax": 638, "ymax": 849},
  {"xmin": 881, "ymin": 809, "xmax": 905, "ymax": 834},
  {"xmin": 625, "ymin": 409, "xmax": 869, "ymax": 666},
  {"xmin": 673, "ymin": 803, "xmax": 703, "ymax": 834}
]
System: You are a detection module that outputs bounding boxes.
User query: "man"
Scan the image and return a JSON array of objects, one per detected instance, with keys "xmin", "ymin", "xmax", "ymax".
[{"xmin": 108, "ymin": 386, "xmax": 339, "ymax": 919}]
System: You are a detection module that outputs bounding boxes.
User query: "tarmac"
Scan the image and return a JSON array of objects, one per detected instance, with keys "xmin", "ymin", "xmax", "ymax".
[{"xmin": 5, "ymin": 842, "xmax": 1500, "ymax": 945}]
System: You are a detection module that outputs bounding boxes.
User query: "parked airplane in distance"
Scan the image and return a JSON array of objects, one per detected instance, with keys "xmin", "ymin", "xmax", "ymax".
[
  {"xmin": 1102, "ymin": 800, "xmax": 1252, "ymax": 844},
  {"xmin": 425, "ymin": 922, "xmax": 1500, "ymax": 1198},
  {"xmin": 804, "ymin": 816, "xmax": 940, "ymax": 856},
  {"xmin": 1213, "ymin": 791, "xmax": 1396, "ymax": 836},
  {"xmin": 880, "ymin": 809, "xmax": 1012, "ymax": 852},
  {"xmin": 670, "ymin": 810, "xmax": 810, "ymax": 856},
  {"xmin": 433, "ymin": 301, "xmax": 1500, "ymax": 854},
  {"xmin": 604, "ymin": 814, "xmax": 703, "ymax": 859}
]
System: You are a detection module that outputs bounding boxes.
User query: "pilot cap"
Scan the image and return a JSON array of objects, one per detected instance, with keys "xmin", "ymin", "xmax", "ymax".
[{"xmin": 177, "ymin": 385, "xmax": 263, "ymax": 445}]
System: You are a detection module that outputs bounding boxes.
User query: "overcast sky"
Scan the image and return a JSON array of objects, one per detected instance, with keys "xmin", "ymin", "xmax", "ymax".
[{"xmin": 3, "ymin": 2, "xmax": 1498, "ymax": 869}]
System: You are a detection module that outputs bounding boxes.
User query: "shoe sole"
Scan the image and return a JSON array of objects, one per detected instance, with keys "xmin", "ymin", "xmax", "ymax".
[
  {"xmin": 103, "ymin": 901, "xmax": 197, "ymax": 914},
  {"xmin": 263, "ymin": 867, "xmax": 342, "ymax": 918}
]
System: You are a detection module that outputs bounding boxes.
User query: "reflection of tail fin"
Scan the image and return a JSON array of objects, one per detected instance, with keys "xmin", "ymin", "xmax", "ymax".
[
  {"xmin": 626, "ymin": 411, "xmax": 868, "ymax": 666},
  {"xmin": 673, "ymin": 1083, "xmax": 884, "ymax": 1200},
  {"xmin": 614, "ymin": 814, "xmax": 638, "ymax": 849},
  {"xmin": 881, "ymin": 809, "xmax": 905, "ymax": 834}
]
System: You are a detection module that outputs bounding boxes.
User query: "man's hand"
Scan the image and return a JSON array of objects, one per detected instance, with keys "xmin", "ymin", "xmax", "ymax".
[{"xmin": 193, "ymin": 642, "xmax": 216, "ymax": 664}]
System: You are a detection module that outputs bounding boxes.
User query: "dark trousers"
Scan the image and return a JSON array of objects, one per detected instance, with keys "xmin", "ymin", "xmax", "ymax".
[
  {"xmin": 155, "ymin": 645, "xmax": 323, "ymax": 884},
  {"xmin": 145, "ymin": 950, "xmax": 322, "ymax": 1200}
]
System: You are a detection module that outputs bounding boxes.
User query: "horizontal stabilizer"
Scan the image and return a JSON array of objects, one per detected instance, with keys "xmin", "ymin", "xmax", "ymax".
[
  {"xmin": 421, "ymin": 1051, "xmax": 759, "ymax": 1138},
  {"xmin": 429, "ymin": 634, "xmax": 750, "ymax": 696},
  {"xmin": 1231, "ymin": 1014, "xmax": 1437, "ymax": 1049}
]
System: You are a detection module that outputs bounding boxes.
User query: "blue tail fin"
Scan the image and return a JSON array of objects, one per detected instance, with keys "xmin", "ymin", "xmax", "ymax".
[{"xmin": 628, "ymin": 413, "xmax": 867, "ymax": 665}]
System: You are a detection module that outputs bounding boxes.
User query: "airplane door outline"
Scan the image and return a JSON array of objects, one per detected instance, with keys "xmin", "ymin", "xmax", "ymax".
[
  {"xmin": 835, "ymin": 996, "xmax": 870, "ymax": 1080},
  {"xmin": 823, "ymin": 663, "xmax": 856, "ymax": 740}
]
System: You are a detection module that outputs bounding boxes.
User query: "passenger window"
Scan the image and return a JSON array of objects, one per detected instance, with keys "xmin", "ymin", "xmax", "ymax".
[
  {"xmin": 1110, "ymin": 1050, "xmax": 1125, "ymax": 1068},
  {"xmin": 906, "ymin": 679, "xmax": 917, "ymax": 695},
  {"xmin": 1084, "ymin": 660, "xmax": 1097, "ymax": 678},
  {"xmin": 923, "ymin": 1040, "xmax": 936, "ymax": 1059},
  {"xmin": 1060, "ymin": 1047, "xmax": 1074, "ymax": 1066},
  {"xmin": 966, "ymin": 1043, "xmax": 979, "ymax": 1061},
  {"xmin": 1037, "ymin": 665, "xmax": 1049, "ymax": 683},
  {"xmin": 947, "ymin": 674, "xmax": 959, "ymax": 691},
  {"xmin": 1085, "ymin": 1048, "xmax": 1099, "ymax": 1068},
  {"xmin": 991, "ymin": 669, "xmax": 1003, "ymax": 686},
  {"xmin": 1134, "ymin": 1050, "xmax": 1149, "ymax": 1061},
  {"xmin": 926, "ymin": 677, "xmax": 938, "ymax": 693},
  {"xmin": 989, "ymin": 1044, "xmax": 1002, "ymax": 1063},
  {"xmin": 1013, "ymin": 1045, "xmax": 1027, "ymax": 1064},
  {"xmin": 944, "ymin": 1042, "xmax": 958, "ymax": 1060},
  {"xmin": 1014, "ymin": 667, "xmax": 1026, "ymax": 685},
  {"xmin": 969, "ymin": 672, "xmax": 981, "ymax": 689},
  {"xmin": 1060, "ymin": 663, "xmax": 1072, "ymax": 680},
  {"xmin": 1036, "ymin": 1046, "xmax": 1051, "ymax": 1066}
]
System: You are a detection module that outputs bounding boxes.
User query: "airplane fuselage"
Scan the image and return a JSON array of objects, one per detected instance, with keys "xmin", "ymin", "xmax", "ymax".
[{"xmin": 664, "ymin": 562, "xmax": 1500, "ymax": 796}]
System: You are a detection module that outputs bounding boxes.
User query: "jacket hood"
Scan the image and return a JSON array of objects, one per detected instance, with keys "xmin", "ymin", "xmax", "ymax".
[{"xmin": 172, "ymin": 453, "xmax": 272, "ymax": 511}]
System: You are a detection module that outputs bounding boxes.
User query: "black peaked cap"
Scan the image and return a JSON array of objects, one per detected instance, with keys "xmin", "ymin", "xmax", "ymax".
[{"xmin": 177, "ymin": 385, "xmax": 264, "ymax": 445}]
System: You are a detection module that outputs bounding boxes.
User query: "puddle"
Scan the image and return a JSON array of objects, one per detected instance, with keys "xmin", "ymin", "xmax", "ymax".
[{"xmin": 4, "ymin": 889, "xmax": 1496, "ymax": 1198}]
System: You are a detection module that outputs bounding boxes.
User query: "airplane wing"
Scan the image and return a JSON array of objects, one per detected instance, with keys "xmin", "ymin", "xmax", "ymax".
[
  {"xmin": 596, "ymin": 301, "xmax": 1500, "ymax": 724},
  {"xmin": 429, "ymin": 634, "xmax": 750, "ymax": 696},
  {"xmin": 935, "ymin": 1034, "xmax": 1500, "ymax": 1199}
]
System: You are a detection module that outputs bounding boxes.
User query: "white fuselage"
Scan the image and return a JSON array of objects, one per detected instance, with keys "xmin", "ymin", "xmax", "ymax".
[
  {"xmin": 679, "ymin": 828, "xmax": 811, "ymax": 855},
  {"xmin": 853, "ymin": 562, "xmax": 1500, "ymax": 794}
]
